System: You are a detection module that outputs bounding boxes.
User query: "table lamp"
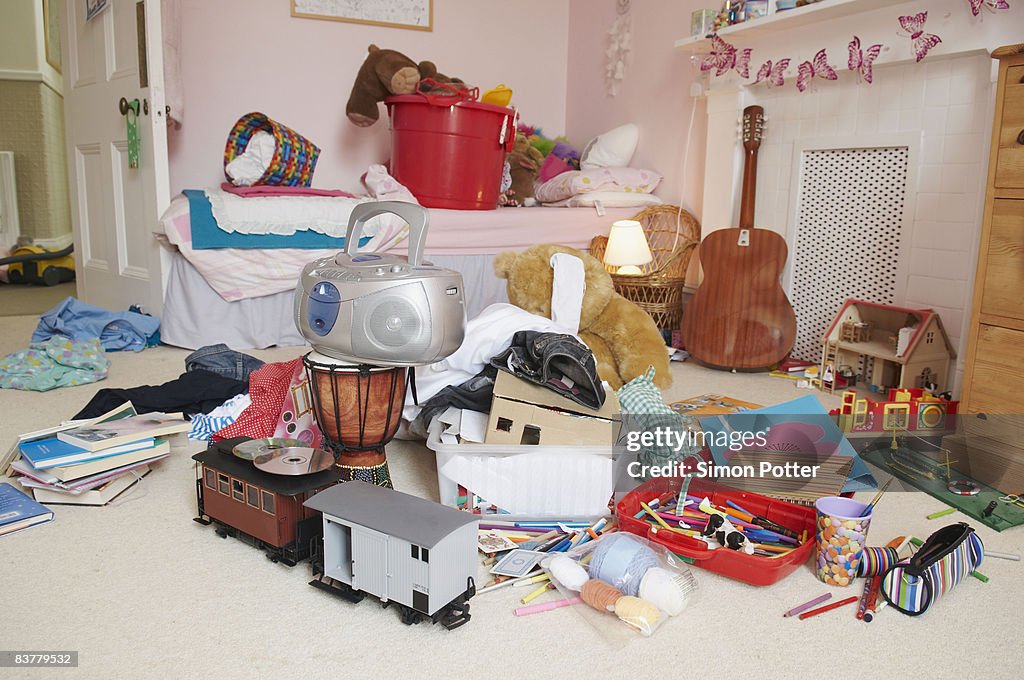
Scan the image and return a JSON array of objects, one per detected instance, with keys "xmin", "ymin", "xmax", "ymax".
[{"xmin": 603, "ymin": 220, "xmax": 652, "ymax": 276}]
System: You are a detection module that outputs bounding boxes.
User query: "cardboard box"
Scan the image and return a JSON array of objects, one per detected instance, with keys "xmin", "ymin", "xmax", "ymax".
[{"xmin": 485, "ymin": 371, "xmax": 619, "ymax": 446}]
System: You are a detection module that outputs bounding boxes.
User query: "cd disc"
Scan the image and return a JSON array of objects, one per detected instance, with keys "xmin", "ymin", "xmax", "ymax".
[
  {"xmin": 254, "ymin": 447, "xmax": 334, "ymax": 475},
  {"xmin": 232, "ymin": 438, "xmax": 307, "ymax": 461}
]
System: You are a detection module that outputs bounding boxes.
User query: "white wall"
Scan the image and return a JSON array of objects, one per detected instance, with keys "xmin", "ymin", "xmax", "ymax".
[{"xmin": 0, "ymin": 0, "xmax": 63, "ymax": 93}]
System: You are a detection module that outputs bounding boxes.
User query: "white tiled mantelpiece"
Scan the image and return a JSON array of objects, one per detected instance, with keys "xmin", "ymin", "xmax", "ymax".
[{"xmin": 687, "ymin": 0, "xmax": 1021, "ymax": 393}]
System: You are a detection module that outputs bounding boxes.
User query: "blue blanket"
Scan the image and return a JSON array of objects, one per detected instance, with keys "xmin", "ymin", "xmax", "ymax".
[
  {"xmin": 184, "ymin": 190, "xmax": 369, "ymax": 250},
  {"xmin": 33, "ymin": 297, "xmax": 160, "ymax": 353}
]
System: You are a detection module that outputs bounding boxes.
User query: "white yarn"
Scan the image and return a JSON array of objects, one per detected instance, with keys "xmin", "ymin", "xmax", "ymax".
[
  {"xmin": 638, "ymin": 567, "xmax": 695, "ymax": 616},
  {"xmin": 549, "ymin": 555, "xmax": 589, "ymax": 592}
]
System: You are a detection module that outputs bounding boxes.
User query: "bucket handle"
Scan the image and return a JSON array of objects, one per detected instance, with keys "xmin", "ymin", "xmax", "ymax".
[
  {"xmin": 500, "ymin": 108, "xmax": 519, "ymax": 152},
  {"xmin": 345, "ymin": 201, "xmax": 429, "ymax": 267},
  {"xmin": 417, "ymin": 78, "xmax": 480, "ymax": 107}
]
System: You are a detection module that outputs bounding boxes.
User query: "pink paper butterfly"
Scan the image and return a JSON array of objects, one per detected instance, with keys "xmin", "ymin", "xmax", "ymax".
[
  {"xmin": 899, "ymin": 11, "xmax": 942, "ymax": 62},
  {"xmin": 796, "ymin": 48, "xmax": 837, "ymax": 93},
  {"xmin": 701, "ymin": 34, "xmax": 753, "ymax": 77},
  {"xmin": 968, "ymin": 0, "xmax": 1010, "ymax": 16},
  {"xmin": 754, "ymin": 58, "xmax": 791, "ymax": 87},
  {"xmin": 848, "ymin": 36, "xmax": 883, "ymax": 84}
]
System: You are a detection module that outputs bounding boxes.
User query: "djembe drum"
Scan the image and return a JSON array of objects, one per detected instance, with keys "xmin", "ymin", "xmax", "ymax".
[{"xmin": 303, "ymin": 351, "xmax": 407, "ymax": 487}]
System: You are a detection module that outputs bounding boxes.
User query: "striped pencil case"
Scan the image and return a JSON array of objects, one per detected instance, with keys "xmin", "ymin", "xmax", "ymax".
[{"xmin": 880, "ymin": 522, "xmax": 984, "ymax": 616}]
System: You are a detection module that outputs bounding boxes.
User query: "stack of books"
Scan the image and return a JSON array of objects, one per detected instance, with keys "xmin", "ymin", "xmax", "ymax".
[{"xmin": 5, "ymin": 403, "xmax": 189, "ymax": 506}]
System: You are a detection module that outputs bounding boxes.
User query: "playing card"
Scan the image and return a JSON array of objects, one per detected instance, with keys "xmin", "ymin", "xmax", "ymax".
[
  {"xmin": 490, "ymin": 549, "xmax": 546, "ymax": 577},
  {"xmin": 477, "ymin": 530, "xmax": 517, "ymax": 554}
]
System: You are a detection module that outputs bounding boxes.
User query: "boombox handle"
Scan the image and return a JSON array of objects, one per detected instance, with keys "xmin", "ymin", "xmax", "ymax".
[{"xmin": 345, "ymin": 201, "xmax": 429, "ymax": 267}]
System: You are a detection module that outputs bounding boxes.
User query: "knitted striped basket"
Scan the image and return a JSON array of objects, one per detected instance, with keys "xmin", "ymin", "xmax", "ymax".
[{"xmin": 223, "ymin": 112, "xmax": 320, "ymax": 187}]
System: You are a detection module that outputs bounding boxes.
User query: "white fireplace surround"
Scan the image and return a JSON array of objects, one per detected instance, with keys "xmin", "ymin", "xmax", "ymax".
[{"xmin": 692, "ymin": 0, "xmax": 1020, "ymax": 394}]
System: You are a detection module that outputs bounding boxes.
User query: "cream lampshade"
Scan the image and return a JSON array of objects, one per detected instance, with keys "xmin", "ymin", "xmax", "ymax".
[{"xmin": 603, "ymin": 220, "xmax": 652, "ymax": 275}]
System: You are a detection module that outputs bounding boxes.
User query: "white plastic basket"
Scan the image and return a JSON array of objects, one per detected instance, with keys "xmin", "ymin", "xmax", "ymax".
[{"xmin": 425, "ymin": 419, "xmax": 618, "ymax": 520}]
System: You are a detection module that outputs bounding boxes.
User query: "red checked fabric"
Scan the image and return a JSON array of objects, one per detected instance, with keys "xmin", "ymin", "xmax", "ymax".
[{"xmin": 212, "ymin": 358, "xmax": 322, "ymax": 447}]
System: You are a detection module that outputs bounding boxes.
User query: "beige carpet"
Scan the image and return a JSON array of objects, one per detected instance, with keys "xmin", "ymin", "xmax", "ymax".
[
  {"xmin": 0, "ymin": 281, "xmax": 76, "ymax": 317},
  {"xmin": 1, "ymin": 314, "xmax": 1021, "ymax": 680}
]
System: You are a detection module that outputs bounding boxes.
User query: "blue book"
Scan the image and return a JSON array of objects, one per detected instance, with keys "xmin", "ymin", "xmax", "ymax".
[
  {"xmin": 20, "ymin": 437, "xmax": 157, "ymax": 470},
  {"xmin": 0, "ymin": 482, "xmax": 54, "ymax": 537}
]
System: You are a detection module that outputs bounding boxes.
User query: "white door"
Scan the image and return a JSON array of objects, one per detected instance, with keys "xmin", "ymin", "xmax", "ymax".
[
  {"xmin": 351, "ymin": 528, "xmax": 388, "ymax": 600},
  {"xmin": 61, "ymin": 0, "xmax": 170, "ymax": 313}
]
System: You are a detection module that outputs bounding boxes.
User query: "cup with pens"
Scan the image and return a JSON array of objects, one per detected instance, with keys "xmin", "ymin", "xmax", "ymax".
[{"xmin": 814, "ymin": 496, "xmax": 873, "ymax": 587}]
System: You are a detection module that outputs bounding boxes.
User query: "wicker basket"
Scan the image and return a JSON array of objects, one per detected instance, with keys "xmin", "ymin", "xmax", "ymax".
[
  {"xmin": 224, "ymin": 112, "xmax": 320, "ymax": 187},
  {"xmin": 589, "ymin": 205, "xmax": 700, "ymax": 330}
]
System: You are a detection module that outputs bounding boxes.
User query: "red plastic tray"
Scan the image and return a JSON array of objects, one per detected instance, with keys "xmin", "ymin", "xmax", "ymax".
[{"xmin": 616, "ymin": 477, "xmax": 816, "ymax": 587}]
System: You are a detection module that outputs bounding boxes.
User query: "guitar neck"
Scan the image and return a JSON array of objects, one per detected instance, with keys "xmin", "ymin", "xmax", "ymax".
[{"xmin": 738, "ymin": 147, "xmax": 758, "ymax": 230}]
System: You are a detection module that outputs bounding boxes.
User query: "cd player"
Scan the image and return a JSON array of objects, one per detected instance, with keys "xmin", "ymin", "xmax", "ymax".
[{"xmin": 295, "ymin": 202, "xmax": 466, "ymax": 366}]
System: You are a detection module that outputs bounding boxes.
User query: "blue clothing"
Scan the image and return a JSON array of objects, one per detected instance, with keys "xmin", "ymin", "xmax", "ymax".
[
  {"xmin": 185, "ymin": 344, "xmax": 264, "ymax": 382},
  {"xmin": 0, "ymin": 337, "xmax": 109, "ymax": 391},
  {"xmin": 184, "ymin": 190, "xmax": 372, "ymax": 250},
  {"xmin": 33, "ymin": 297, "xmax": 161, "ymax": 352}
]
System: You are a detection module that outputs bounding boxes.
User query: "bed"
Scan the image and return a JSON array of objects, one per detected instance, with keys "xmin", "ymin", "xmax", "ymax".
[{"xmin": 157, "ymin": 192, "xmax": 638, "ymax": 349}]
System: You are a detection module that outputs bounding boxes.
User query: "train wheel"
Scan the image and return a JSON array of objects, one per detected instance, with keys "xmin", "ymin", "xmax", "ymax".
[{"xmin": 215, "ymin": 527, "xmax": 228, "ymax": 539}]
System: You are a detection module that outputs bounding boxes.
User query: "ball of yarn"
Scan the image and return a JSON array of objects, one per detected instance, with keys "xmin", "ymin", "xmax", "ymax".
[
  {"xmin": 638, "ymin": 567, "xmax": 697, "ymax": 616},
  {"xmin": 580, "ymin": 579, "xmax": 622, "ymax": 612},
  {"xmin": 614, "ymin": 596, "xmax": 661, "ymax": 636},
  {"xmin": 588, "ymin": 534, "xmax": 660, "ymax": 596},
  {"xmin": 548, "ymin": 555, "xmax": 589, "ymax": 592}
]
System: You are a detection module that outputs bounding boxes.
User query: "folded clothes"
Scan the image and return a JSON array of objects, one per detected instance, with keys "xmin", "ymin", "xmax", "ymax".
[
  {"xmin": 184, "ymin": 190, "xmax": 367, "ymax": 250},
  {"xmin": 0, "ymin": 337, "xmax": 109, "ymax": 392},
  {"xmin": 33, "ymin": 297, "xmax": 160, "ymax": 352},
  {"xmin": 74, "ymin": 369, "xmax": 249, "ymax": 419}
]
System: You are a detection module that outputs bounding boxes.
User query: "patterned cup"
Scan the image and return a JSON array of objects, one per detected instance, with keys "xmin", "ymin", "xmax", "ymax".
[{"xmin": 814, "ymin": 496, "xmax": 872, "ymax": 587}]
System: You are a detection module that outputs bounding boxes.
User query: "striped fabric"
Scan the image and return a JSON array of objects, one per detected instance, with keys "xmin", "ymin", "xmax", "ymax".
[
  {"xmin": 880, "ymin": 525, "xmax": 984, "ymax": 616},
  {"xmin": 857, "ymin": 546, "xmax": 900, "ymax": 578}
]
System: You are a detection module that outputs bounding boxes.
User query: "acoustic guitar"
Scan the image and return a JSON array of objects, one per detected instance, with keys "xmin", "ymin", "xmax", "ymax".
[{"xmin": 680, "ymin": 105, "xmax": 796, "ymax": 370}]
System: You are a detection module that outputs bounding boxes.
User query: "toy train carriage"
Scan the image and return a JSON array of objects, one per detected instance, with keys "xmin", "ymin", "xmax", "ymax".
[
  {"xmin": 835, "ymin": 388, "xmax": 959, "ymax": 435},
  {"xmin": 305, "ymin": 481, "xmax": 479, "ymax": 629},
  {"xmin": 192, "ymin": 437, "xmax": 342, "ymax": 566}
]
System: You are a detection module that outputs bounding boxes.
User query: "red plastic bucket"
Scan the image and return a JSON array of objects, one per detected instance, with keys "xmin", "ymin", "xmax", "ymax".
[{"xmin": 385, "ymin": 94, "xmax": 516, "ymax": 210}]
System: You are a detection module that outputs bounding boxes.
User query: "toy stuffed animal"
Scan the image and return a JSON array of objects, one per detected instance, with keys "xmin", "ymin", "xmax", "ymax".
[
  {"xmin": 503, "ymin": 133, "xmax": 545, "ymax": 206},
  {"xmin": 494, "ymin": 244, "xmax": 671, "ymax": 389},
  {"xmin": 346, "ymin": 44, "xmax": 468, "ymax": 127}
]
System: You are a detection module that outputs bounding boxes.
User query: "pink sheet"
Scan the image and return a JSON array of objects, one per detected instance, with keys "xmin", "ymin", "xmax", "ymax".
[
  {"xmin": 219, "ymin": 182, "xmax": 355, "ymax": 198},
  {"xmin": 391, "ymin": 206, "xmax": 637, "ymax": 255}
]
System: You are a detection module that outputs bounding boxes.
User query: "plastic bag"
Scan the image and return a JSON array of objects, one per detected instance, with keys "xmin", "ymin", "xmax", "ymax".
[{"xmin": 542, "ymin": 532, "xmax": 698, "ymax": 639}]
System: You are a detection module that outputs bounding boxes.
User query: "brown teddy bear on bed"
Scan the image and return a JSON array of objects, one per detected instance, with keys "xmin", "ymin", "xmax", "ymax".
[
  {"xmin": 495, "ymin": 244, "xmax": 671, "ymax": 389},
  {"xmin": 346, "ymin": 45, "xmax": 468, "ymax": 127}
]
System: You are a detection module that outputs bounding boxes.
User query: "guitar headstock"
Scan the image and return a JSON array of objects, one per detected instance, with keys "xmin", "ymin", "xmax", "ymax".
[{"xmin": 741, "ymin": 105, "xmax": 765, "ymax": 152}]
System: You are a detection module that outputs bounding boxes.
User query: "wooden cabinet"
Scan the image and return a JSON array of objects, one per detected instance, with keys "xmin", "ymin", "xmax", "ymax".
[{"xmin": 957, "ymin": 45, "xmax": 1024, "ymax": 492}]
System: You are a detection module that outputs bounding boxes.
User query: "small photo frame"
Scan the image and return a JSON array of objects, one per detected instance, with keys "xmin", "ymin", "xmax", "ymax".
[
  {"xmin": 291, "ymin": 0, "xmax": 433, "ymax": 32},
  {"xmin": 43, "ymin": 0, "xmax": 62, "ymax": 73}
]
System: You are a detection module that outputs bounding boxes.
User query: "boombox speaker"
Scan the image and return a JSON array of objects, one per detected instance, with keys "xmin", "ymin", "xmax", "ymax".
[{"xmin": 295, "ymin": 201, "xmax": 466, "ymax": 366}]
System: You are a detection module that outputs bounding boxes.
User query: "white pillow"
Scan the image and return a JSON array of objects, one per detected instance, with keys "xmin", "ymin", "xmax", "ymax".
[
  {"xmin": 548, "ymin": 191, "xmax": 663, "ymax": 208},
  {"xmin": 580, "ymin": 124, "xmax": 639, "ymax": 170},
  {"xmin": 225, "ymin": 130, "xmax": 276, "ymax": 186}
]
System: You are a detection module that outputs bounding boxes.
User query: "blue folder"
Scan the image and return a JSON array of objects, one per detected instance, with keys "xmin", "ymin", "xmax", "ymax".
[{"xmin": 698, "ymin": 395, "xmax": 877, "ymax": 494}]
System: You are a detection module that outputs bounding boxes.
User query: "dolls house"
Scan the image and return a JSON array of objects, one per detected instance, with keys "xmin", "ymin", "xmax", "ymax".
[{"xmin": 819, "ymin": 300, "xmax": 956, "ymax": 395}]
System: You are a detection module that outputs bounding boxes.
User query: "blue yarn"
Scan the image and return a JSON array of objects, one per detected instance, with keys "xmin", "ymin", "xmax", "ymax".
[{"xmin": 589, "ymin": 534, "xmax": 660, "ymax": 596}]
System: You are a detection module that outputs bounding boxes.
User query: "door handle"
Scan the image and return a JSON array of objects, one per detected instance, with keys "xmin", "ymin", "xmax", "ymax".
[
  {"xmin": 118, "ymin": 97, "xmax": 140, "ymax": 116},
  {"xmin": 1017, "ymin": 129, "xmax": 1024, "ymax": 145}
]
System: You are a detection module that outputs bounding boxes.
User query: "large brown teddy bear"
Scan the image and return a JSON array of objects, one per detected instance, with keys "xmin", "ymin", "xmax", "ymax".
[
  {"xmin": 495, "ymin": 244, "xmax": 671, "ymax": 389},
  {"xmin": 346, "ymin": 45, "xmax": 467, "ymax": 127}
]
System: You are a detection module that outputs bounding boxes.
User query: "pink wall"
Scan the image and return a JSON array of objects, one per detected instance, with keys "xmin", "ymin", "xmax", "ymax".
[
  {"xmin": 565, "ymin": 0, "xmax": 707, "ymax": 217},
  {"xmin": 168, "ymin": 0, "xmax": 569, "ymax": 194}
]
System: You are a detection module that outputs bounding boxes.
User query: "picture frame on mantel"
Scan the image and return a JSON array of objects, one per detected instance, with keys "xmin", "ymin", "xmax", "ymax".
[
  {"xmin": 42, "ymin": 0, "xmax": 61, "ymax": 73},
  {"xmin": 290, "ymin": 0, "xmax": 433, "ymax": 31}
]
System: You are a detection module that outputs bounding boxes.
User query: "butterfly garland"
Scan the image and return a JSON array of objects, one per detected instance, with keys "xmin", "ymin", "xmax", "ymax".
[
  {"xmin": 968, "ymin": 0, "xmax": 1010, "ymax": 15},
  {"xmin": 796, "ymin": 48, "xmax": 837, "ymax": 92},
  {"xmin": 898, "ymin": 11, "xmax": 942, "ymax": 62},
  {"xmin": 848, "ymin": 36, "xmax": 883, "ymax": 84},
  {"xmin": 701, "ymin": 34, "xmax": 753, "ymax": 78},
  {"xmin": 754, "ymin": 59, "xmax": 791, "ymax": 87}
]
